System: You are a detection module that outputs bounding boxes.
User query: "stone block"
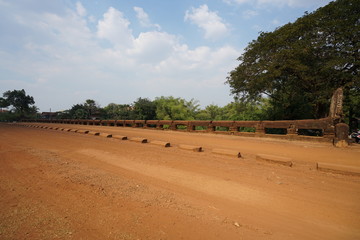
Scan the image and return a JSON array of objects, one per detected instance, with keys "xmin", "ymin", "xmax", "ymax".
[
  {"xmin": 88, "ymin": 131, "xmax": 100, "ymax": 136},
  {"xmin": 77, "ymin": 130, "xmax": 89, "ymax": 134},
  {"xmin": 149, "ymin": 140, "xmax": 171, "ymax": 147},
  {"xmin": 317, "ymin": 162, "xmax": 360, "ymax": 176},
  {"xmin": 178, "ymin": 144, "xmax": 202, "ymax": 152},
  {"xmin": 129, "ymin": 137, "xmax": 148, "ymax": 143},
  {"xmin": 99, "ymin": 133, "xmax": 112, "ymax": 138},
  {"xmin": 256, "ymin": 154, "xmax": 293, "ymax": 167},
  {"xmin": 112, "ymin": 135, "xmax": 128, "ymax": 140},
  {"xmin": 212, "ymin": 148, "xmax": 241, "ymax": 158}
]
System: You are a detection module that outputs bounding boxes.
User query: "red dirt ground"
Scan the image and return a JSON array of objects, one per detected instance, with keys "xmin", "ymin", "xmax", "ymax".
[{"xmin": 1, "ymin": 123, "xmax": 359, "ymax": 239}]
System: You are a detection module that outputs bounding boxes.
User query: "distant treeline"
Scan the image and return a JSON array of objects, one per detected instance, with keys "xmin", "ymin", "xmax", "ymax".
[{"xmin": 52, "ymin": 97, "xmax": 271, "ymax": 121}]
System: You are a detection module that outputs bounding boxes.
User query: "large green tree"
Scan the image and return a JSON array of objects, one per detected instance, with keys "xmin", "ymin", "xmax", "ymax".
[
  {"xmin": 68, "ymin": 104, "xmax": 87, "ymax": 119},
  {"xmin": 133, "ymin": 98, "xmax": 156, "ymax": 120},
  {"xmin": 103, "ymin": 103, "xmax": 134, "ymax": 120},
  {"xmin": 84, "ymin": 99, "xmax": 101, "ymax": 118},
  {"xmin": 1, "ymin": 89, "xmax": 37, "ymax": 118},
  {"xmin": 154, "ymin": 96, "xmax": 199, "ymax": 120},
  {"xmin": 67, "ymin": 99, "xmax": 102, "ymax": 119},
  {"xmin": 0, "ymin": 97, "xmax": 9, "ymax": 109},
  {"xmin": 196, "ymin": 104, "xmax": 225, "ymax": 120},
  {"xmin": 222, "ymin": 100, "xmax": 268, "ymax": 121},
  {"xmin": 226, "ymin": 0, "xmax": 359, "ymax": 120}
]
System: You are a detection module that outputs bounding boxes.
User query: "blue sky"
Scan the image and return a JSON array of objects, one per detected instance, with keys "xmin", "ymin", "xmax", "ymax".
[{"xmin": 0, "ymin": 0, "xmax": 332, "ymax": 112}]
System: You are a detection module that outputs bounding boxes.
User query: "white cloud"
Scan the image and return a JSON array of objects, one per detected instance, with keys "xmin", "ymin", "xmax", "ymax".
[
  {"xmin": 128, "ymin": 31, "xmax": 176, "ymax": 63},
  {"xmin": 76, "ymin": 2, "xmax": 86, "ymax": 17},
  {"xmin": 88, "ymin": 15, "xmax": 96, "ymax": 23},
  {"xmin": 258, "ymin": 0, "xmax": 328, "ymax": 7},
  {"xmin": 184, "ymin": 5, "xmax": 229, "ymax": 41},
  {"xmin": 0, "ymin": 2, "xmax": 241, "ymax": 111},
  {"xmin": 223, "ymin": 0, "xmax": 329, "ymax": 7},
  {"xmin": 272, "ymin": 19, "xmax": 280, "ymax": 25},
  {"xmin": 36, "ymin": 77, "xmax": 48, "ymax": 84},
  {"xmin": 223, "ymin": 0, "xmax": 249, "ymax": 5},
  {"xmin": 133, "ymin": 6, "xmax": 161, "ymax": 30},
  {"xmin": 97, "ymin": 7, "xmax": 134, "ymax": 48},
  {"xmin": 252, "ymin": 24, "xmax": 262, "ymax": 31},
  {"xmin": 243, "ymin": 10, "xmax": 258, "ymax": 19}
]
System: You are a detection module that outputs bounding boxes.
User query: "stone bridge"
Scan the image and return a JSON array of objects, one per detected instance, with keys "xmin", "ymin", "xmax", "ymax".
[{"xmin": 26, "ymin": 117, "xmax": 348, "ymax": 145}]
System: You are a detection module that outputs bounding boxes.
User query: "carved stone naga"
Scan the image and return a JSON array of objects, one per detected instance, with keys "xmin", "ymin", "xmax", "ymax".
[
  {"xmin": 329, "ymin": 87, "xmax": 344, "ymax": 121},
  {"xmin": 329, "ymin": 87, "xmax": 349, "ymax": 147}
]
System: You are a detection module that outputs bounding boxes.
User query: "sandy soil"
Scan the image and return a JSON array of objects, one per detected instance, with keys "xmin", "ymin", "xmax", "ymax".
[{"xmin": 1, "ymin": 123, "xmax": 359, "ymax": 240}]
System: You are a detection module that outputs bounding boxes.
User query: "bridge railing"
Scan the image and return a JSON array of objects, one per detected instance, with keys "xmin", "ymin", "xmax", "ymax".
[{"xmin": 28, "ymin": 118, "xmax": 336, "ymax": 142}]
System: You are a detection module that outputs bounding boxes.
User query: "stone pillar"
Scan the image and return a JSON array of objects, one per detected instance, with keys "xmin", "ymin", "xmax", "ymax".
[
  {"xmin": 229, "ymin": 126, "xmax": 237, "ymax": 132},
  {"xmin": 287, "ymin": 124, "xmax": 297, "ymax": 135},
  {"xmin": 255, "ymin": 122, "xmax": 265, "ymax": 135},
  {"xmin": 334, "ymin": 123, "xmax": 349, "ymax": 147},
  {"xmin": 207, "ymin": 122, "xmax": 214, "ymax": 132}
]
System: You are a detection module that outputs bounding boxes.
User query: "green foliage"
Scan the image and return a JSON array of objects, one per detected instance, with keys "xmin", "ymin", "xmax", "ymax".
[
  {"xmin": 67, "ymin": 104, "xmax": 85, "ymax": 119},
  {"xmin": 84, "ymin": 99, "xmax": 100, "ymax": 117},
  {"xmin": 70, "ymin": 97, "xmax": 269, "ymax": 122},
  {"xmin": 154, "ymin": 96, "xmax": 199, "ymax": 120},
  {"xmin": 0, "ymin": 111, "xmax": 18, "ymax": 122},
  {"xmin": 0, "ymin": 97, "xmax": 9, "ymax": 109},
  {"xmin": 223, "ymin": 100, "xmax": 267, "ymax": 121},
  {"xmin": 56, "ymin": 110, "xmax": 71, "ymax": 119},
  {"xmin": 66, "ymin": 99, "xmax": 101, "ymax": 119},
  {"xmin": 74, "ymin": 108, "xmax": 88, "ymax": 119},
  {"xmin": 133, "ymin": 98, "xmax": 156, "ymax": 120},
  {"xmin": 103, "ymin": 103, "xmax": 134, "ymax": 120},
  {"xmin": 226, "ymin": 0, "xmax": 360, "ymax": 120},
  {"xmin": 1, "ymin": 89, "xmax": 37, "ymax": 120},
  {"xmin": 195, "ymin": 104, "xmax": 225, "ymax": 120},
  {"xmin": 344, "ymin": 88, "xmax": 360, "ymax": 130},
  {"xmin": 3, "ymin": 89, "xmax": 35, "ymax": 114}
]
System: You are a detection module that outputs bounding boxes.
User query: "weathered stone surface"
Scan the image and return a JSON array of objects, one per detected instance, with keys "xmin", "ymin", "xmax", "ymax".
[
  {"xmin": 129, "ymin": 137, "xmax": 147, "ymax": 143},
  {"xmin": 178, "ymin": 144, "xmax": 202, "ymax": 152},
  {"xmin": 88, "ymin": 131, "xmax": 100, "ymax": 136},
  {"xmin": 99, "ymin": 133, "xmax": 112, "ymax": 138},
  {"xmin": 149, "ymin": 140, "xmax": 171, "ymax": 147},
  {"xmin": 212, "ymin": 148, "xmax": 241, "ymax": 158},
  {"xmin": 77, "ymin": 130, "xmax": 89, "ymax": 134},
  {"xmin": 329, "ymin": 87, "xmax": 344, "ymax": 119},
  {"xmin": 112, "ymin": 135, "xmax": 128, "ymax": 140},
  {"xmin": 334, "ymin": 140, "xmax": 348, "ymax": 148},
  {"xmin": 334, "ymin": 123, "xmax": 349, "ymax": 147},
  {"xmin": 256, "ymin": 154, "xmax": 293, "ymax": 167},
  {"xmin": 317, "ymin": 162, "xmax": 360, "ymax": 176}
]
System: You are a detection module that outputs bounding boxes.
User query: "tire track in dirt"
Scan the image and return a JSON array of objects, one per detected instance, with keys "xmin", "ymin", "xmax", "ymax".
[{"xmin": 76, "ymin": 149, "xmax": 268, "ymax": 205}]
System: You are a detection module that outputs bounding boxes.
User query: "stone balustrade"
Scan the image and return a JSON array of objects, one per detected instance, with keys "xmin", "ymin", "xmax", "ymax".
[{"xmin": 24, "ymin": 117, "xmax": 343, "ymax": 143}]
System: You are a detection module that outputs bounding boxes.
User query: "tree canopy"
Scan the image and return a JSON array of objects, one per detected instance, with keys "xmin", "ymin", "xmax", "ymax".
[
  {"xmin": 103, "ymin": 103, "xmax": 134, "ymax": 120},
  {"xmin": 133, "ymin": 98, "xmax": 157, "ymax": 120},
  {"xmin": 226, "ymin": 0, "xmax": 359, "ymax": 120},
  {"xmin": 154, "ymin": 96, "xmax": 199, "ymax": 120},
  {"xmin": 1, "ymin": 89, "xmax": 37, "ymax": 119},
  {"xmin": 65, "ymin": 99, "xmax": 102, "ymax": 119}
]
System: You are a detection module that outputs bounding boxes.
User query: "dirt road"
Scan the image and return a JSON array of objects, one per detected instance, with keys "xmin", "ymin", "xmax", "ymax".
[{"xmin": 1, "ymin": 123, "xmax": 359, "ymax": 239}]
